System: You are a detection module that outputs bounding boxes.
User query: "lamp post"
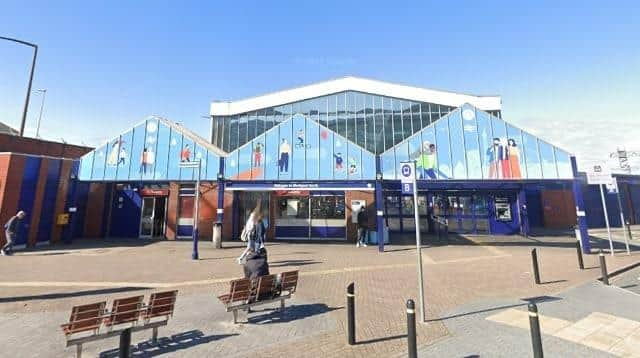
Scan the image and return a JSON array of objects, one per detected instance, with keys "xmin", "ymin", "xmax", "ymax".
[
  {"xmin": 179, "ymin": 159, "xmax": 202, "ymax": 260},
  {"xmin": 35, "ymin": 89, "xmax": 47, "ymax": 138},
  {"xmin": 0, "ymin": 36, "xmax": 38, "ymax": 137}
]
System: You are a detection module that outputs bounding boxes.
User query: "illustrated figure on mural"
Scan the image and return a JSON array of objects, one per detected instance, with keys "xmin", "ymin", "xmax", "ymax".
[
  {"xmin": 180, "ymin": 144, "xmax": 191, "ymax": 162},
  {"xmin": 253, "ymin": 142, "xmax": 263, "ymax": 167},
  {"xmin": 278, "ymin": 138, "xmax": 290, "ymax": 172},
  {"xmin": 139, "ymin": 147, "xmax": 155, "ymax": 174},
  {"xmin": 333, "ymin": 152, "xmax": 344, "ymax": 170},
  {"xmin": 507, "ymin": 139, "xmax": 522, "ymax": 179},
  {"xmin": 487, "ymin": 138, "xmax": 505, "ymax": 179},
  {"xmin": 107, "ymin": 139, "xmax": 126, "ymax": 166},
  {"xmin": 348, "ymin": 157, "xmax": 358, "ymax": 175},
  {"xmin": 415, "ymin": 141, "xmax": 438, "ymax": 179}
]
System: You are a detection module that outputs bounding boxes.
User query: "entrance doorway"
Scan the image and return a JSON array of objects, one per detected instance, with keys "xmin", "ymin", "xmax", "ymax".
[{"xmin": 140, "ymin": 196, "xmax": 167, "ymax": 238}]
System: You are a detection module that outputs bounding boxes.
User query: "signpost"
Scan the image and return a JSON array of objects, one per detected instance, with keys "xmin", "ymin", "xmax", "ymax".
[
  {"xmin": 400, "ymin": 161, "xmax": 425, "ymax": 323},
  {"xmin": 586, "ymin": 162, "xmax": 614, "ymax": 256},
  {"xmin": 607, "ymin": 178, "xmax": 631, "ymax": 255},
  {"xmin": 180, "ymin": 160, "xmax": 202, "ymax": 260}
]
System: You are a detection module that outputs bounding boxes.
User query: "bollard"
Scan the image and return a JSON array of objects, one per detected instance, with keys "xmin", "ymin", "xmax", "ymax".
[
  {"xmin": 406, "ymin": 299, "xmax": 417, "ymax": 358},
  {"xmin": 119, "ymin": 328, "xmax": 131, "ymax": 358},
  {"xmin": 531, "ymin": 248, "xmax": 541, "ymax": 284},
  {"xmin": 599, "ymin": 249, "xmax": 609, "ymax": 285},
  {"xmin": 575, "ymin": 240, "xmax": 584, "ymax": 270},
  {"xmin": 347, "ymin": 282, "xmax": 355, "ymax": 345},
  {"xmin": 528, "ymin": 303, "xmax": 544, "ymax": 358},
  {"xmin": 627, "ymin": 221, "xmax": 633, "ymax": 240}
]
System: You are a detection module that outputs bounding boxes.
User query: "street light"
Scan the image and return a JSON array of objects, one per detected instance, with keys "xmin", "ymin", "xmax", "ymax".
[
  {"xmin": 35, "ymin": 89, "xmax": 47, "ymax": 138},
  {"xmin": 0, "ymin": 36, "xmax": 38, "ymax": 137},
  {"xmin": 179, "ymin": 159, "xmax": 202, "ymax": 260}
]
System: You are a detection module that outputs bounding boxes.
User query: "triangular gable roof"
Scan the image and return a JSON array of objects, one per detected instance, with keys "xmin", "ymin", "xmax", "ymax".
[
  {"xmin": 382, "ymin": 103, "xmax": 572, "ymax": 156},
  {"xmin": 211, "ymin": 76, "xmax": 502, "ymax": 116},
  {"xmin": 153, "ymin": 116, "xmax": 227, "ymax": 156},
  {"xmin": 225, "ymin": 113, "xmax": 377, "ymax": 180}
]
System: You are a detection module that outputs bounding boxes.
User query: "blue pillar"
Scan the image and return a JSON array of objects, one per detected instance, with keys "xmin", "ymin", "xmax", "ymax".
[
  {"xmin": 375, "ymin": 156, "xmax": 385, "ymax": 252},
  {"xmin": 571, "ymin": 156, "xmax": 591, "ymax": 253}
]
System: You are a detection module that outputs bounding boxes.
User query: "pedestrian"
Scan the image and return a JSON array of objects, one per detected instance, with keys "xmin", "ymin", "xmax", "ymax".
[
  {"xmin": 237, "ymin": 202, "xmax": 265, "ymax": 264},
  {"xmin": 2, "ymin": 211, "xmax": 26, "ymax": 256},
  {"xmin": 356, "ymin": 207, "xmax": 368, "ymax": 247}
]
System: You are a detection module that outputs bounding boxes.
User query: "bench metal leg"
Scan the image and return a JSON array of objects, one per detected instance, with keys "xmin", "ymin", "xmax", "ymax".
[
  {"xmin": 76, "ymin": 343, "xmax": 82, "ymax": 358},
  {"xmin": 232, "ymin": 309, "xmax": 238, "ymax": 324},
  {"xmin": 280, "ymin": 299, "xmax": 285, "ymax": 311},
  {"xmin": 152, "ymin": 327, "xmax": 158, "ymax": 344}
]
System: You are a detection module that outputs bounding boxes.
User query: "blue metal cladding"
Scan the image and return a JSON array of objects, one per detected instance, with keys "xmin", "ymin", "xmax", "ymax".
[
  {"xmin": 78, "ymin": 118, "xmax": 222, "ymax": 181},
  {"xmin": 16, "ymin": 156, "xmax": 42, "ymax": 246},
  {"xmin": 36, "ymin": 159, "xmax": 62, "ymax": 243},
  {"xmin": 224, "ymin": 113, "xmax": 377, "ymax": 181},
  {"xmin": 109, "ymin": 187, "xmax": 142, "ymax": 237},
  {"xmin": 380, "ymin": 104, "xmax": 573, "ymax": 181}
]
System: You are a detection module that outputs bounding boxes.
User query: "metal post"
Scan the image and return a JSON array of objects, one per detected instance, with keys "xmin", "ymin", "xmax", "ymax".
[
  {"xmin": 347, "ymin": 283, "xmax": 355, "ymax": 345},
  {"xmin": 413, "ymin": 182, "xmax": 426, "ymax": 323},
  {"xmin": 528, "ymin": 303, "xmax": 544, "ymax": 358},
  {"xmin": 375, "ymin": 176, "xmax": 385, "ymax": 253},
  {"xmin": 531, "ymin": 248, "xmax": 541, "ymax": 285},
  {"xmin": 406, "ymin": 299, "xmax": 417, "ymax": 358},
  {"xmin": 599, "ymin": 184, "xmax": 614, "ymax": 256},
  {"xmin": 599, "ymin": 249, "xmax": 609, "ymax": 285},
  {"xmin": 192, "ymin": 161, "xmax": 201, "ymax": 260},
  {"xmin": 575, "ymin": 239, "xmax": 584, "ymax": 270},
  {"xmin": 35, "ymin": 89, "xmax": 46, "ymax": 138},
  {"xmin": 119, "ymin": 328, "xmax": 131, "ymax": 358},
  {"xmin": 0, "ymin": 37, "xmax": 38, "ymax": 137},
  {"xmin": 627, "ymin": 221, "xmax": 633, "ymax": 241},
  {"xmin": 614, "ymin": 186, "xmax": 630, "ymax": 254}
]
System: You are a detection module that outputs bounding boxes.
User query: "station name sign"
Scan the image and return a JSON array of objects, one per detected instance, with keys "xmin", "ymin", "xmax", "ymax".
[{"xmin": 226, "ymin": 182, "xmax": 375, "ymax": 191}]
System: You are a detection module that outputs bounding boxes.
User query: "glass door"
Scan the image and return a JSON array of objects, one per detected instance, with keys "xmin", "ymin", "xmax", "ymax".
[{"xmin": 140, "ymin": 197, "xmax": 155, "ymax": 238}]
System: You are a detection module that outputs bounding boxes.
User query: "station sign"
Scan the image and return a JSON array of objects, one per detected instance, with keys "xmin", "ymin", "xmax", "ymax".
[
  {"xmin": 400, "ymin": 161, "xmax": 416, "ymax": 194},
  {"xmin": 586, "ymin": 162, "xmax": 613, "ymax": 185}
]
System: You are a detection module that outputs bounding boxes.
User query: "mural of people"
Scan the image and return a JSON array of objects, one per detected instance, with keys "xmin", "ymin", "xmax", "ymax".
[
  {"xmin": 253, "ymin": 142, "xmax": 263, "ymax": 167},
  {"xmin": 296, "ymin": 129, "xmax": 305, "ymax": 148},
  {"xmin": 348, "ymin": 157, "xmax": 358, "ymax": 175},
  {"xmin": 416, "ymin": 141, "xmax": 438, "ymax": 179},
  {"xmin": 507, "ymin": 138, "xmax": 522, "ymax": 179},
  {"xmin": 180, "ymin": 144, "xmax": 191, "ymax": 162},
  {"xmin": 487, "ymin": 138, "xmax": 502, "ymax": 179},
  {"xmin": 278, "ymin": 139, "xmax": 290, "ymax": 172},
  {"xmin": 334, "ymin": 152, "xmax": 344, "ymax": 170},
  {"xmin": 118, "ymin": 146, "xmax": 127, "ymax": 166},
  {"xmin": 107, "ymin": 139, "xmax": 126, "ymax": 166},
  {"xmin": 139, "ymin": 147, "xmax": 155, "ymax": 174},
  {"xmin": 500, "ymin": 139, "xmax": 510, "ymax": 179}
]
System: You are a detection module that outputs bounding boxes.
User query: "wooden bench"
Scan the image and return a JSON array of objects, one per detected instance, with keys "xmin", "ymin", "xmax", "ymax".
[
  {"xmin": 217, "ymin": 270, "xmax": 299, "ymax": 323},
  {"xmin": 61, "ymin": 290, "xmax": 178, "ymax": 358}
]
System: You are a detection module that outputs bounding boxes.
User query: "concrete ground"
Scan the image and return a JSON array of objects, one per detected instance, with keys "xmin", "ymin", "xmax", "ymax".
[{"xmin": 0, "ymin": 229, "xmax": 639, "ymax": 357}]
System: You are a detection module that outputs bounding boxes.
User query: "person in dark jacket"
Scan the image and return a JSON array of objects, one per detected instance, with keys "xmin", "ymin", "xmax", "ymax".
[
  {"xmin": 356, "ymin": 207, "xmax": 368, "ymax": 247},
  {"xmin": 243, "ymin": 249, "xmax": 270, "ymax": 280},
  {"xmin": 3, "ymin": 211, "xmax": 25, "ymax": 256}
]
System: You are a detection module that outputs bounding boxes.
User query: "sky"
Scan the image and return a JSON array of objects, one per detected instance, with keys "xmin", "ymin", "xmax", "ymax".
[{"xmin": 1, "ymin": 0, "xmax": 639, "ymax": 171}]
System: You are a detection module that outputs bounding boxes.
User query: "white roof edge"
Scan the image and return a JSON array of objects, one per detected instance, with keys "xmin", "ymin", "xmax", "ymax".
[{"xmin": 210, "ymin": 76, "xmax": 502, "ymax": 116}]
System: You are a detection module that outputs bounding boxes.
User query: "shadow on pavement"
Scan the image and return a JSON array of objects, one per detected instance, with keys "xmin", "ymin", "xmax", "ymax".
[
  {"xmin": 249, "ymin": 303, "xmax": 342, "ymax": 324},
  {"xmin": 357, "ymin": 334, "xmax": 406, "ymax": 345},
  {"xmin": 99, "ymin": 330, "xmax": 238, "ymax": 357},
  {"xmin": 269, "ymin": 259, "xmax": 322, "ymax": 267},
  {"xmin": 428, "ymin": 296, "xmax": 562, "ymax": 322},
  {"xmin": 0, "ymin": 286, "xmax": 150, "ymax": 303}
]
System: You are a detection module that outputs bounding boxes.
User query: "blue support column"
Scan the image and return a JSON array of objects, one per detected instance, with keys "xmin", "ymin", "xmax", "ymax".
[
  {"xmin": 571, "ymin": 156, "xmax": 591, "ymax": 253},
  {"xmin": 375, "ymin": 156, "xmax": 385, "ymax": 252}
]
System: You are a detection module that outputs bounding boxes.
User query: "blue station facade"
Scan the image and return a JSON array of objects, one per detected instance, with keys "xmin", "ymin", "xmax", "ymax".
[{"xmin": 77, "ymin": 77, "xmax": 591, "ymax": 249}]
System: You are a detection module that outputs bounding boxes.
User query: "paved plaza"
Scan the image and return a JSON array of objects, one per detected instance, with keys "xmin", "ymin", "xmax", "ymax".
[{"xmin": 0, "ymin": 229, "xmax": 639, "ymax": 357}]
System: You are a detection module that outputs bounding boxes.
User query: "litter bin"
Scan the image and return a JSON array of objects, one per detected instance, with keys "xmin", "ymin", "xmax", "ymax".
[{"xmin": 212, "ymin": 222, "xmax": 222, "ymax": 248}]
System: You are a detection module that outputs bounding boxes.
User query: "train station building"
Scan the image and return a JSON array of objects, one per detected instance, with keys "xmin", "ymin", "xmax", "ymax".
[{"xmin": 75, "ymin": 77, "xmax": 590, "ymax": 248}]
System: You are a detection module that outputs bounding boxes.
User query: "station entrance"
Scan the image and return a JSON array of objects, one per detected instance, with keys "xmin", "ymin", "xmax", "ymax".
[{"xmin": 236, "ymin": 190, "xmax": 347, "ymax": 240}]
